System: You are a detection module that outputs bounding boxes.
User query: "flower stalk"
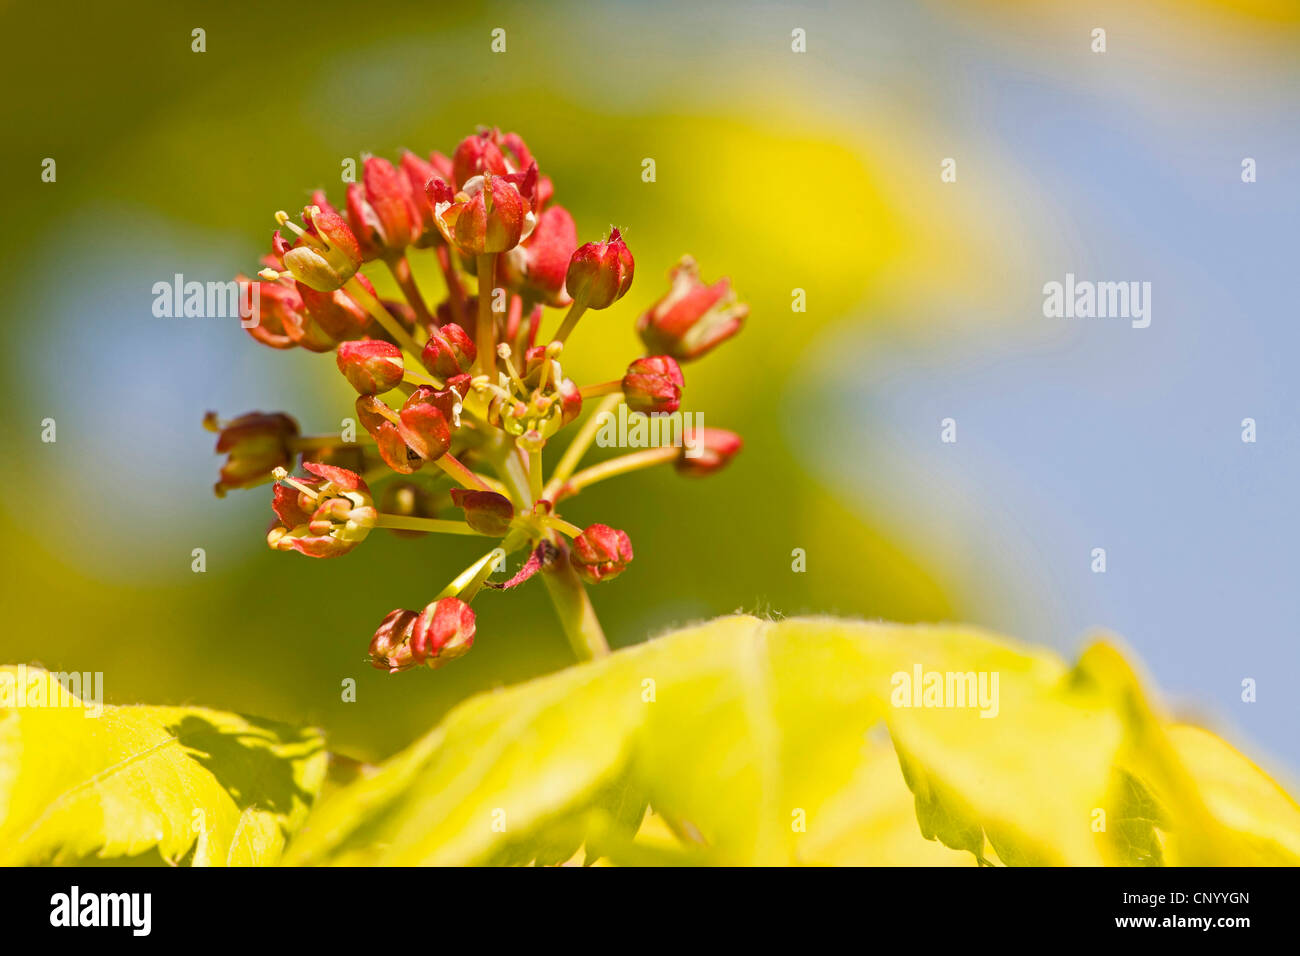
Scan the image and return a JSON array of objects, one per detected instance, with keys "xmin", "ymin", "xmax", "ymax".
[{"xmin": 211, "ymin": 126, "xmax": 746, "ymax": 675}]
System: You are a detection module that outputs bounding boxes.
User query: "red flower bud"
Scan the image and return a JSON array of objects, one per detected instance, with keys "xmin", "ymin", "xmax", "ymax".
[
  {"xmin": 267, "ymin": 462, "xmax": 377, "ymax": 558},
  {"xmin": 452, "ymin": 131, "xmax": 509, "ymax": 189},
  {"xmin": 566, "ymin": 228, "xmax": 634, "ymax": 309},
  {"xmin": 429, "ymin": 172, "xmax": 534, "ymax": 256},
  {"xmin": 336, "ymin": 339, "xmax": 405, "ymax": 395},
  {"xmin": 346, "ymin": 156, "xmax": 422, "ymax": 259},
  {"xmin": 636, "ymin": 256, "xmax": 747, "ymax": 361},
  {"xmin": 622, "ymin": 355, "xmax": 684, "ymax": 415},
  {"xmin": 420, "ymin": 322, "xmax": 476, "ymax": 377},
  {"xmin": 397, "ymin": 385, "xmax": 457, "ymax": 461},
  {"xmin": 677, "ymin": 427, "xmax": 742, "ymax": 477},
  {"xmin": 501, "ymin": 204, "xmax": 578, "ymax": 307},
  {"xmin": 399, "ymin": 150, "xmax": 447, "ymax": 247},
  {"xmin": 410, "ymin": 597, "xmax": 477, "ymax": 668},
  {"xmin": 449, "ymin": 489, "xmax": 514, "ymax": 536},
  {"xmin": 206, "ymin": 410, "xmax": 299, "ymax": 497},
  {"xmin": 570, "ymin": 523, "xmax": 633, "ymax": 584},
  {"xmin": 369, "ymin": 608, "xmax": 419, "ymax": 671}
]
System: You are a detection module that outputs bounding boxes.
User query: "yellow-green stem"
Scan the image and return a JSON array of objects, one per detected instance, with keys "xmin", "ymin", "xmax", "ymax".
[
  {"xmin": 579, "ymin": 380, "xmax": 622, "ymax": 400},
  {"xmin": 475, "ymin": 254, "xmax": 498, "ymax": 380},
  {"xmin": 540, "ymin": 539, "xmax": 610, "ymax": 661},
  {"xmin": 374, "ymin": 514, "xmax": 484, "ymax": 535},
  {"xmin": 435, "ymin": 453, "xmax": 493, "ymax": 491},
  {"xmin": 549, "ymin": 516, "xmax": 584, "ymax": 538},
  {"xmin": 528, "ymin": 447, "xmax": 544, "ymax": 504},
  {"xmin": 552, "ymin": 296, "xmax": 589, "ymax": 344},
  {"xmin": 564, "ymin": 445, "xmax": 679, "ymax": 495}
]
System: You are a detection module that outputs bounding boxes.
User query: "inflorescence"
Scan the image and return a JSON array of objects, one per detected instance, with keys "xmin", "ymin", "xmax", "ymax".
[{"xmin": 206, "ymin": 127, "xmax": 748, "ymax": 672}]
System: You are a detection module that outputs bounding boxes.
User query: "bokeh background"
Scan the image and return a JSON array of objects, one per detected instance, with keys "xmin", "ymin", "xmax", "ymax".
[{"xmin": 3, "ymin": 0, "xmax": 1297, "ymax": 778}]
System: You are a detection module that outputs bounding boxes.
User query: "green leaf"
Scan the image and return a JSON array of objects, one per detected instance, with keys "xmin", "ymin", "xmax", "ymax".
[
  {"xmin": 286, "ymin": 615, "xmax": 1300, "ymax": 865},
  {"xmin": 0, "ymin": 665, "xmax": 327, "ymax": 865}
]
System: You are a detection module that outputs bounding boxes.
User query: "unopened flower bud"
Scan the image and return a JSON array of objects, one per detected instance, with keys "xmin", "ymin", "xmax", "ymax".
[
  {"xmin": 346, "ymin": 156, "xmax": 423, "ymax": 259},
  {"xmin": 450, "ymin": 489, "xmax": 514, "ymax": 536},
  {"xmin": 677, "ymin": 427, "xmax": 742, "ymax": 477},
  {"xmin": 411, "ymin": 597, "xmax": 477, "ymax": 668},
  {"xmin": 452, "ymin": 130, "xmax": 509, "ymax": 189},
  {"xmin": 369, "ymin": 608, "xmax": 419, "ymax": 671},
  {"xmin": 565, "ymin": 228, "xmax": 634, "ymax": 309},
  {"xmin": 206, "ymin": 411, "xmax": 299, "ymax": 497},
  {"xmin": 636, "ymin": 256, "xmax": 747, "ymax": 361},
  {"xmin": 420, "ymin": 322, "xmax": 476, "ymax": 377},
  {"xmin": 397, "ymin": 385, "xmax": 455, "ymax": 461},
  {"xmin": 570, "ymin": 523, "xmax": 633, "ymax": 584},
  {"xmin": 500, "ymin": 204, "xmax": 578, "ymax": 307},
  {"xmin": 399, "ymin": 150, "xmax": 447, "ymax": 247},
  {"xmin": 336, "ymin": 340, "xmax": 405, "ymax": 395},
  {"xmin": 622, "ymin": 355, "xmax": 683, "ymax": 415}
]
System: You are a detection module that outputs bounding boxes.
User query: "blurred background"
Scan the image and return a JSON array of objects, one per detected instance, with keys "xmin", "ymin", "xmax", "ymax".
[{"xmin": 2, "ymin": 0, "xmax": 1297, "ymax": 776}]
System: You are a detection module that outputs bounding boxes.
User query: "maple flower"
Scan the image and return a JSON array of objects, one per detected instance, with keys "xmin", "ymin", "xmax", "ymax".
[
  {"xmin": 267, "ymin": 463, "xmax": 377, "ymax": 558},
  {"xmin": 205, "ymin": 411, "xmax": 299, "ymax": 497},
  {"xmin": 211, "ymin": 126, "xmax": 747, "ymax": 674},
  {"xmin": 636, "ymin": 256, "xmax": 748, "ymax": 361},
  {"xmin": 570, "ymin": 524, "xmax": 634, "ymax": 584},
  {"xmin": 622, "ymin": 356, "xmax": 684, "ymax": 415}
]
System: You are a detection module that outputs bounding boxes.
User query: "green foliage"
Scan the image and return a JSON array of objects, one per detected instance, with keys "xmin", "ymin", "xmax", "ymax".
[
  {"xmin": 284, "ymin": 617, "xmax": 1300, "ymax": 866},
  {"xmin": 0, "ymin": 666, "xmax": 326, "ymax": 865},
  {"xmin": 6, "ymin": 618, "xmax": 1298, "ymax": 866}
]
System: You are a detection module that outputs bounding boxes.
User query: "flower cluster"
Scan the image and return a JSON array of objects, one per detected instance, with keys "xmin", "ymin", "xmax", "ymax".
[{"xmin": 208, "ymin": 127, "xmax": 747, "ymax": 672}]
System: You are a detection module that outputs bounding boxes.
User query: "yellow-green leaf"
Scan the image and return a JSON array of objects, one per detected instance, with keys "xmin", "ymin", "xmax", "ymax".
[
  {"xmin": 0, "ymin": 665, "xmax": 327, "ymax": 865},
  {"xmin": 285, "ymin": 615, "xmax": 1300, "ymax": 865}
]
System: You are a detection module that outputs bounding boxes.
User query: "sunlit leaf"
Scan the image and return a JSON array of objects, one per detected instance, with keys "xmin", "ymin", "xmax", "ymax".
[
  {"xmin": 286, "ymin": 615, "xmax": 1300, "ymax": 865},
  {"xmin": 0, "ymin": 665, "xmax": 327, "ymax": 865}
]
